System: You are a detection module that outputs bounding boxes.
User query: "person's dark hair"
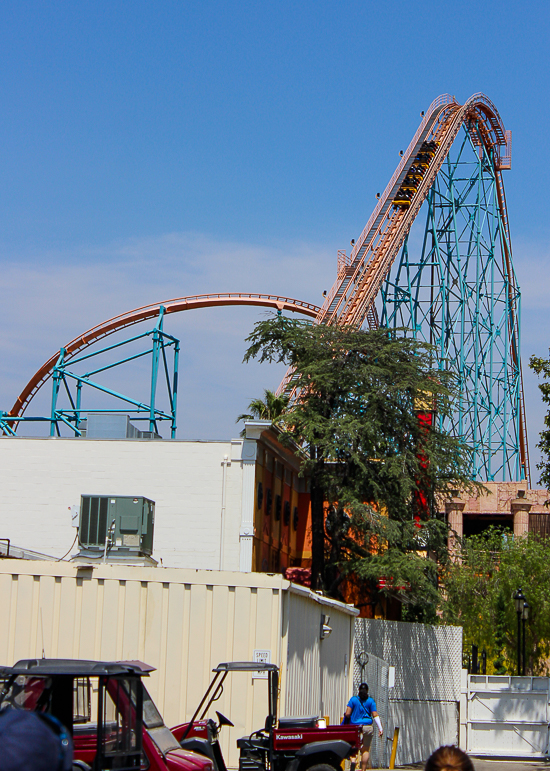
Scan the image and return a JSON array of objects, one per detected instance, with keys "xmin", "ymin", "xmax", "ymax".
[
  {"xmin": 425, "ymin": 746, "xmax": 474, "ymax": 771},
  {"xmin": 359, "ymin": 682, "xmax": 368, "ymax": 690},
  {"xmin": 0, "ymin": 708, "xmax": 73, "ymax": 771}
]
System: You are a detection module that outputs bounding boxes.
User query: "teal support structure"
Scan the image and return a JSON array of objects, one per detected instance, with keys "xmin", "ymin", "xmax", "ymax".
[
  {"xmin": 380, "ymin": 122, "xmax": 524, "ymax": 482},
  {"xmin": 1, "ymin": 308, "xmax": 180, "ymax": 439}
]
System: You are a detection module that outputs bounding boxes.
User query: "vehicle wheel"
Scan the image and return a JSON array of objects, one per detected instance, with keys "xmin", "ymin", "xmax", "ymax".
[{"xmin": 304, "ymin": 764, "xmax": 338, "ymax": 771}]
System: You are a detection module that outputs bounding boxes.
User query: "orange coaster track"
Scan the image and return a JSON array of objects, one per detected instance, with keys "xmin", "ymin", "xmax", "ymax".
[
  {"xmin": 316, "ymin": 93, "xmax": 512, "ymax": 328},
  {"xmin": 8, "ymin": 293, "xmax": 321, "ymax": 420},
  {"xmin": 277, "ymin": 93, "xmax": 514, "ymax": 392},
  {"xmin": 277, "ymin": 92, "xmax": 527, "ymax": 482}
]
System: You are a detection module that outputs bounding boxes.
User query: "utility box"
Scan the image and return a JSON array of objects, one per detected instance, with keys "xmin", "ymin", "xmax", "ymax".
[
  {"xmin": 83, "ymin": 414, "xmax": 161, "ymax": 440},
  {"xmin": 76, "ymin": 495, "xmax": 155, "ymax": 564}
]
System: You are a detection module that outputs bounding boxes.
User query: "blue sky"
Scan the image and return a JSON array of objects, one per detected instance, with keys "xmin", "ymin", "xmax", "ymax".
[{"xmin": 1, "ymin": 1, "xmax": 549, "ymax": 481}]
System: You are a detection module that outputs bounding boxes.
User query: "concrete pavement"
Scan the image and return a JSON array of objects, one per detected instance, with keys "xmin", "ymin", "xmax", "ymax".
[{"xmin": 394, "ymin": 760, "xmax": 549, "ymax": 771}]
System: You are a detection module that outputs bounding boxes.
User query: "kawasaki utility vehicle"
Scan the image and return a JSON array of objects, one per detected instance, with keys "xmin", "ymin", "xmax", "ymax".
[
  {"xmin": 0, "ymin": 658, "xmax": 214, "ymax": 771},
  {"xmin": 172, "ymin": 662, "xmax": 361, "ymax": 771}
]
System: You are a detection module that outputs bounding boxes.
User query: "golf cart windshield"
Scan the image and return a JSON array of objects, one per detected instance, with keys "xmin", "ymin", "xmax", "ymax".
[
  {"xmin": 141, "ymin": 685, "xmax": 180, "ymax": 756},
  {"xmin": 180, "ymin": 661, "xmax": 280, "ymax": 743},
  {"xmin": 0, "ymin": 675, "xmax": 53, "ymax": 712}
]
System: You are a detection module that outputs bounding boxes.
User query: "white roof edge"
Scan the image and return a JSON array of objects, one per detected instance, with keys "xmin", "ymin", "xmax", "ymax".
[
  {"xmin": 0, "ymin": 544, "xmax": 57, "ymax": 561},
  {"xmin": 287, "ymin": 581, "xmax": 360, "ymax": 616},
  {"xmin": 0, "ymin": 560, "xmax": 289, "ymax": 588},
  {"xmin": 0, "ymin": 560, "xmax": 357, "ymax": 616},
  {"xmin": 243, "ymin": 420, "xmax": 272, "ymax": 440}
]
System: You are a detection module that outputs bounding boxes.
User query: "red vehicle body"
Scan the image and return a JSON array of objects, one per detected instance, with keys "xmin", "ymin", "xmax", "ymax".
[
  {"xmin": 173, "ymin": 717, "xmax": 361, "ymax": 757},
  {"xmin": 0, "ymin": 659, "xmax": 214, "ymax": 771},
  {"xmin": 172, "ymin": 662, "xmax": 361, "ymax": 771}
]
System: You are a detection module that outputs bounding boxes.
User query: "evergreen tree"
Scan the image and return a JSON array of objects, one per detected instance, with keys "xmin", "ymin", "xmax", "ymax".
[{"xmin": 243, "ymin": 315, "xmax": 480, "ymax": 615}]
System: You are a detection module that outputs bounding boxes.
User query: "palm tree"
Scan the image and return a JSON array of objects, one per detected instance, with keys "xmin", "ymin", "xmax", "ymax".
[{"xmin": 236, "ymin": 389, "xmax": 289, "ymax": 435}]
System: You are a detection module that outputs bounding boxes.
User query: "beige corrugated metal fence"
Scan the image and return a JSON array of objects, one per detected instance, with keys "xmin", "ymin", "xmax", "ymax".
[
  {"xmin": 284, "ymin": 590, "xmax": 322, "ymax": 718},
  {"xmin": 0, "ymin": 560, "xmax": 357, "ymax": 767},
  {"xmin": 283, "ymin": 587, "xmax": 354, "ymax": 723}
]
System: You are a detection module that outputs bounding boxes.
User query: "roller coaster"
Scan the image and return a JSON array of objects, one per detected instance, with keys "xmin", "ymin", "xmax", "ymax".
[{"xmin": 0, "ymin": 93, "xmax": 528, "ymax": 484}]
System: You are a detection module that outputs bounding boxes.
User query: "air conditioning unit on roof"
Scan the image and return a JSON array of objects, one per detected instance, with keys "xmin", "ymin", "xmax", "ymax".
[{"xmin": 73, "ymin": 495, "xmax": 156, "ymax": 566}]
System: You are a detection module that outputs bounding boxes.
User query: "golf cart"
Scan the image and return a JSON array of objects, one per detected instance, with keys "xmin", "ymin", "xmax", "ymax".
[
  {"xmin": 172, "ymin": 662, "xmax": 361, "ymax": 771},
  {"xmin": 0, "ymin": 658, "xmax": 214, "ymax": 771}
]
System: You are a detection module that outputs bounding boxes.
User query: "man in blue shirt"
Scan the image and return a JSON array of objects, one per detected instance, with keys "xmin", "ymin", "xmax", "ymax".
[{"xmin": 344, "ymin": 683, "xmax": 383, "ymax": 770}]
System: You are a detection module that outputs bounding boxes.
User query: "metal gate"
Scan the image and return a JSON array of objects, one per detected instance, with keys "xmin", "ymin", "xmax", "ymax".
[{"xmin": 466, "ymin": 675, "xmax": 550, "ymax": 757}]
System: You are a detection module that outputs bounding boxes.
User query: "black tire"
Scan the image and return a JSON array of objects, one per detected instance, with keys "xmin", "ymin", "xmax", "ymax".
[{"xmin": 304, "ymin": 764, "xmax": 339, "ymax": 771}]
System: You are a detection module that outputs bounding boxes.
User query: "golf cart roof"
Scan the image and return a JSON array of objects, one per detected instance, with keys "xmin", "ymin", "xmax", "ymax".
[
  {"xmin": 213, "ymin": 662, "xmax": 279, "ymax": 673},
  {"xmin": 0, "ymin": 659, "xmax": 156, "ymax": 677}
]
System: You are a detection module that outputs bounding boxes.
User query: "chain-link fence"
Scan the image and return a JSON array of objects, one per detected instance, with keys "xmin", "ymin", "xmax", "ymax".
[
  {"xmin": 355, "ymin": 619, "xmax": 462, "ymax": 701},
  {"xmin": 354, "ymin": 619, "xmax": 463, "ymax": 766}
]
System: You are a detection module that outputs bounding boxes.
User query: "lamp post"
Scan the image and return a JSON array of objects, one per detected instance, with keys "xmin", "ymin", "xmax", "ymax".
[
  {"xmin": 513, "ymin": 588, "xmax": 525, "ymax": 676},
  {"xmin": 522, "ymin": 601, "xmax": 529, "ymax": 676}
]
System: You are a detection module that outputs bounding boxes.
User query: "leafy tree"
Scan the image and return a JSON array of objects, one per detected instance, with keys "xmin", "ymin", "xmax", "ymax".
[
  {"xmin": 492, "ymin": 591, "xmax": 508, "ymax": 674},
  {"xmin": 529, "ymin": 353, "xmax": 550, "ymax": 493},
  {"xmin": 243, "ymin": 315, "xmax": 480, "ymax": 615},
  {"xmin": 236, "ymin": 389, "xmax": 289, "ymax": 437},
  {"xmin": 442, "ymin": 528, "xmax": 550, "ymax": 675}
]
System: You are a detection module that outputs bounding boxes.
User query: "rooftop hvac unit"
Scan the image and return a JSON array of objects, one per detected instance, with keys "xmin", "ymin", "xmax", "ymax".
[
  {"xmin": 83, "ymin": 414, "xmax": 161, "ymax": 440},
  {"xmin": 77, "ymin": 495, "xmax": 155, "ymax": 561}
]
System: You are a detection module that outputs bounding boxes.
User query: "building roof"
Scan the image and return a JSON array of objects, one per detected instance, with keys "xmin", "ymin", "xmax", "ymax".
[{"xmin": 0, "ymin": 658, "xmax": 154, "ymax": 677}]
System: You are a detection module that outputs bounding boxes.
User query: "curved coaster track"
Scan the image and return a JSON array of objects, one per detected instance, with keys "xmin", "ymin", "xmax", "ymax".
[{"xmin": 0, "ymin": 292, "xmax": 320, "ymax": 433}]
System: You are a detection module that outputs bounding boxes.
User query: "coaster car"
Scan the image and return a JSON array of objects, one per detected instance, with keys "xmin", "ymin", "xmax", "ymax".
[{"xmin": 401, "ymin": 178, "xmax": 419, "ymax": 191}]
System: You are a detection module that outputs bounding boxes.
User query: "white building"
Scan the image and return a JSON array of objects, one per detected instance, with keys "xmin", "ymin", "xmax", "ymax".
[
  {"xmin": 0, "ymin": 420, "xmax": 311, "ymax": 571},
  {"xmin": 0, "ymin": 422, "xmax": 273, "ymax": 571}
]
